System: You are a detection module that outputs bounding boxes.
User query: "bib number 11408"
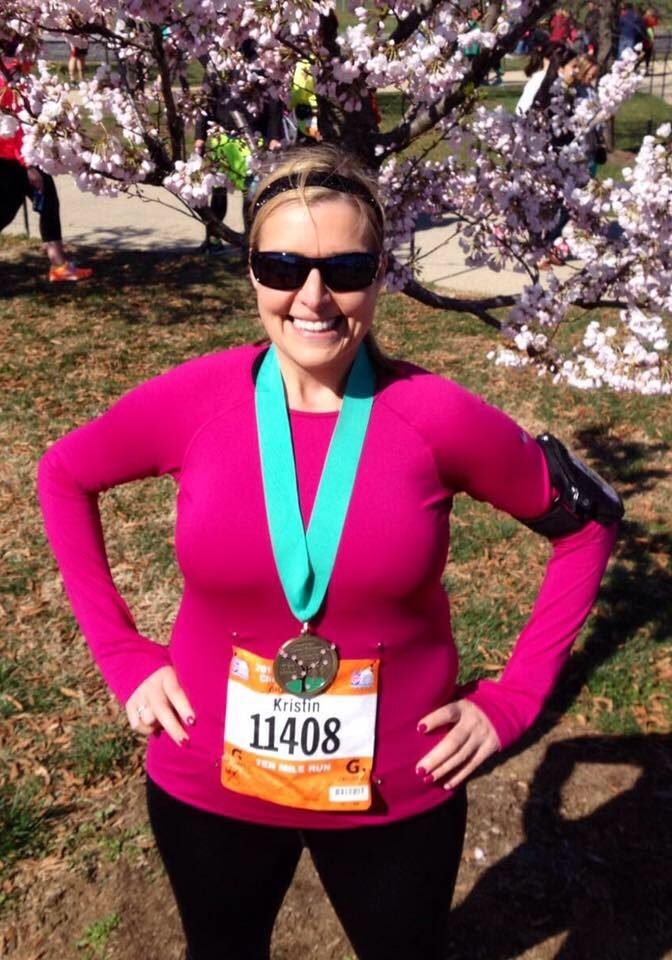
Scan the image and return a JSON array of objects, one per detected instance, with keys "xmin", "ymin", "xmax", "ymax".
[{"xmin": 249, "ymin": 714, "xmax": 341, "ymax": 756}]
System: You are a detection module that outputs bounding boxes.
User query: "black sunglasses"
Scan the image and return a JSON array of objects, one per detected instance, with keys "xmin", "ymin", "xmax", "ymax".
[{"xmin": 250, "ymin": 250, "xmax": 380, "ymax": 292}]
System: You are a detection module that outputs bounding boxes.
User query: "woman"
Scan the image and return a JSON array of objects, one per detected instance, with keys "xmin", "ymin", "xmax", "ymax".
[
  {"xmin": 516, "ymin": 41, "xmax": 578, "ymax": 117},
  {"xmin": 574, "ymin": 54, "xmax": 608, "ymax": 178},
  {"xmin": 38, "ymin": 145, "xmax": 619, "ymax": 960},
  {"xmin": 517, "ymin": 43, "xmax": 579, "ymax": 267}
]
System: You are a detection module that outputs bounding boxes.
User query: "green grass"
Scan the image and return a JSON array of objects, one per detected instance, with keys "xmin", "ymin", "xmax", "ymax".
[
  {"xmin": 0, "ymin": 658, "xmax": 75, "ymax": 718},
  {"xmin": 613, "ymin": 90, "xmax": 672, "ymax": 148},
  {"xmin": 76, "ymin": 912, "xmax": 121, "ymax": 959},
  {"xmin": 0, "ymin": 781, "xmax": 50, "ymax": 864},
  {"xmin": 66, "ymin": 724, "xmax": 138, "ymax": 782}
]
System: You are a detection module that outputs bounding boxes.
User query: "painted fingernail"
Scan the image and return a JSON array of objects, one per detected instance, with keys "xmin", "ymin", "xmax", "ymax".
[
  {"xmin": 416, "ymin": 766, "xmax": 427, "ymax": 778},
  {"xmin": 417, "ymin": 723, "xmax": 427, "ymax": 734},
  {"xmin": 423, "ymin": 774, "xmax": 434, "ymax": 785},
  {"xmin": 185, "ymin": 715, "xmax": 196, "ymax": 726}
]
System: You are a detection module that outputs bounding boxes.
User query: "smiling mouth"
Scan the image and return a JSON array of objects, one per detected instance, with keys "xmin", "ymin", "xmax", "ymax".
[{"xmin": 290, "ymin": 315, "xmax": 344, "ymax": 333}]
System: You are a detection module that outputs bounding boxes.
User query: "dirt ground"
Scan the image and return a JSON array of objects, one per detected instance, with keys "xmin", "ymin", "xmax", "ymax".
[{"xmin": 3, "ymin": 718, "xmax": 670, "ymax": 960}]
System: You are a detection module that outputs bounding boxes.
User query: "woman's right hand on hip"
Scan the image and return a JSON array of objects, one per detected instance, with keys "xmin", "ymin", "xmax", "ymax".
[{"xmin": 125, "ymin": 665, "xmax": 195, "ymax": 746}]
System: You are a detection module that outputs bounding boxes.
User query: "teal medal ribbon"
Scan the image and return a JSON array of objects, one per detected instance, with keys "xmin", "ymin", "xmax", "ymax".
[{"xmin": 255, "ymin": 343, "xmax": 375, "ymax": 636}]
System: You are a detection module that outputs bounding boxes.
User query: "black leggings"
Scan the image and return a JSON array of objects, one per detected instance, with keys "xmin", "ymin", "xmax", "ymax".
[
  {"xmin": 146, "ymin": 777, "xmax": 467, "ymax": 960},
  {"xmin": 0, "ymin": 158, "xmax": 62, "ymax": 243}
]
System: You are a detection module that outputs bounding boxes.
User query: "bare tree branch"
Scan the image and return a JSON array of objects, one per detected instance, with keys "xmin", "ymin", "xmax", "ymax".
[
  {"xmin": 202, "ymin": 207, "xmax": 246, "ymax": 246},
  {"xmin": 388, "ymin": 0, "xmax": 447, "ymax": 45},
  {"xmin": 150, "ymin": 24, "xmax": 184, "ymax": 163},
  {"xmin": 401, "ymin": 273, "xmax": 511, "ymax": 328},
  {"xmin": 402, "ymin": 270, "xmax": 630, "ymax": 328}
]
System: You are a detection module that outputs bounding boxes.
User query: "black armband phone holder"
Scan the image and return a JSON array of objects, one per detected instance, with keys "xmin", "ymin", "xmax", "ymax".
[{"xmin": 520, "ymin": 433, "xmax": 624, "ymax": 538}]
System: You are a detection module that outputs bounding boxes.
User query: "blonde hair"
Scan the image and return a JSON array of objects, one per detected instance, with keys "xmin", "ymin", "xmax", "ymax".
[
  {"xmin": 574, "ymin": 54, "xmax": 598, "ymax": 84},
  {"xmin": 249, "ymin": 144, "xmax": 385, "ymax": 252},
  {"xmin": 249, "ymin": 145, "xmax": 393, "ymax": 372}
]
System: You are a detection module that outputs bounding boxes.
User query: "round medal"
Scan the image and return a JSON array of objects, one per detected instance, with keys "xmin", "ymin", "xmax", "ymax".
[{"xmin": 273, "ymin": 633, "xmax": 339, "ymax": 699}]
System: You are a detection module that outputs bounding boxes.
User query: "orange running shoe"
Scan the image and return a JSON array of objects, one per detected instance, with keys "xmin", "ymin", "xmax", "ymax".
[{"xmin": 48, "ymin": 261, "xmax": 94, "ymax": 283}]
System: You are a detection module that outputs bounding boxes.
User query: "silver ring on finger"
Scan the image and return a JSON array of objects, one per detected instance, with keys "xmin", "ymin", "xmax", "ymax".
[{"xmin": 136, "ymin": 703, "xmax": 149, "ymax": 720}]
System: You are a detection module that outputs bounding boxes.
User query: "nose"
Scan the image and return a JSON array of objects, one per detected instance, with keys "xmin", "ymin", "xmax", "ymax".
[{"xmin": 297, "ymin": 266, "xmax": 331, "ymax": 308}]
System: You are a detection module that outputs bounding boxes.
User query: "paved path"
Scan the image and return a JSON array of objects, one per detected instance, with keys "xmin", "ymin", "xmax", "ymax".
[
  {"xmin": 4, "ymin": 64, "xmax": 670, "ymax": 297},
  {"xmin": 5, "ymin": 175, "xmax": 552, "ymax": 296}
]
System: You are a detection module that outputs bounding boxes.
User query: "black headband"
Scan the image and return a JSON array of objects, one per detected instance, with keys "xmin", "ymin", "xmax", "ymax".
[{"xmin": 251, "ymin": 172, "xmax": 384, "ymax": 227}]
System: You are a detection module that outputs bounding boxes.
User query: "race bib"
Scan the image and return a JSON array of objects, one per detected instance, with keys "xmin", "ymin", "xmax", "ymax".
[{"xmin": 221, "ymin": 646, "xmax": 379, "ymax": 811}]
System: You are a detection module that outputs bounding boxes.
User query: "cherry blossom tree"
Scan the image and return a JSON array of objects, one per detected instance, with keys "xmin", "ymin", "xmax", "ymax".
[{"xmin": 1, "ymin": 0, "xmax": 670, "ymax": 394}]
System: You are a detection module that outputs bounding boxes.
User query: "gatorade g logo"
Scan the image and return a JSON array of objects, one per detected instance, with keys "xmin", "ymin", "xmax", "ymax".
[{"xmin": 346, "ymin": 758, "xmax": 361, "ymax": 775}]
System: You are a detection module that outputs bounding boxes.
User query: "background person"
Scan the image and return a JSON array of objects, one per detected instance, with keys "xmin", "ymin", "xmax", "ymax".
[
  {"xmin": 642, "ymin": 8, "xmax": 659, "ymax": 73},
  {"xmin": 38, "ymin": 144, "xmax": 619, "ymax": 960},
  {"xmin": 195, "ymin": 39, "xmax": 283, "ymax": 251},
  {"xmin": 548, "ymin": 7, "xmax": 575, "ymax": 44},
  {"xmin": 68, "ymin": 34, "xmax": 89, "ymax": 83},
  {"xmin": 516, "ymin": 41, "xmax": 578, "ymax": 116},
  {"xmin": 518, "ymin": 43, "xmax": 580, "ymax": 267},
  {"xmin": 618, "ymin": 3, "xmax": 647, "ymax": 58},
  {"xmin": 582, "ymin": 1, "xmax": 600, "ymax": 54},
  {"xmin": 464, "ymin": 6, "xmax": 503, "ymax": 85},
  {"xmin": 0, "ymin": 40, "xmax": 93, "ymax": 282},
  {"xmin": 574, "ymin": 54, "xmax": 608, "ymax": 177}
]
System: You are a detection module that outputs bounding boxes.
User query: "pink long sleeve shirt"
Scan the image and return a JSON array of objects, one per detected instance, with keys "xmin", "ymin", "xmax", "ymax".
[{"xmin": 37, "ymin": 344, "xmax": 616, "ymax": 828}]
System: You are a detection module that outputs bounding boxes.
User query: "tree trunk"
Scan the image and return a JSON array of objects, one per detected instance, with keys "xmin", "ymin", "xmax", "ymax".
[{"xmin": 597, "ymin": 0, "xmax": 620, "ymax": 149}]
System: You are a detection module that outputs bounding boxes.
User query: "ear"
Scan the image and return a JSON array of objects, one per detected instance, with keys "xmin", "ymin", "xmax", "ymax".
[{"xmin": 249, "ymin": 264, "xmax": 260, "ymax": 290}]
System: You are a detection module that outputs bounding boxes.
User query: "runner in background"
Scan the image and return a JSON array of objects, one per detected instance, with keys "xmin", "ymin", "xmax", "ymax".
[
  {"xmin": 38, "ymin": 144, "xmax": 620, "ymax": 960},
  {"xmin": 68, "ymin": 35, "xmax": 89, "ymax": 83},
  {"xmin": 290, "ymin": 58, "xmax": 321, "ymax": 142},
  {"xmin": 0, "ymin": 36, "xmax": 93, "ymax": 282},
  {"xmin": 195, "ymin": 39, "xmax": 283, "ymax": 252}
]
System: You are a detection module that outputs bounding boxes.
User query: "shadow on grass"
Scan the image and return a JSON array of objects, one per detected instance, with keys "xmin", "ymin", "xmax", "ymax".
[
  {"xmin": 1, "ymin": 241, "xmax": 248, "ymax": 325},
  {"xmin": 447, "ymin": 732, "xmax": 672, "ymax": 959},
  {"xmin": 449, "ymin": 426, "xmax": 672, "ymax": 957}
]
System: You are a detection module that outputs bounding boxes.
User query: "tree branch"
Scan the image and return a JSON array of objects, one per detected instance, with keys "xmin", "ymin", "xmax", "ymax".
[
  {"xmin": 373, "ymin": 0, "xmax": 557, "ymax": 161},
  {"xmin": 401, "ymin": 272, "xmax": 631, "ymax": 329},
  {"xmin": 201, "ymin": 207, "xmax": 246, "ymax": 247},
  {"xmin": 150, "ymin": 24, "xmax": 184, "ymax": 163},
  {"xmin": 401, "ymin": 273, "xmax": 510, "ymax": 328},
  {"xmin": 388, "ymin": 0, "xmax": 447, "ymax": 46}
]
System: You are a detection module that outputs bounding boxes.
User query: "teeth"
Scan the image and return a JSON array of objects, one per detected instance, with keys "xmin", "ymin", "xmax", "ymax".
[{"xmin": 292, "ymin": 316, "xmax": 342, "ymax": 332}]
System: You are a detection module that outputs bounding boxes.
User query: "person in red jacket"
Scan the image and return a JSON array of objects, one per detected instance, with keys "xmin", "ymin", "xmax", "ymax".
[
  {"xmin": 549, "ymin": 7, "xmax": 575, "ymax": 44},
  {"xmin": 0, "ymin": 39, "xmax": 93, "ymax": 282}
]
